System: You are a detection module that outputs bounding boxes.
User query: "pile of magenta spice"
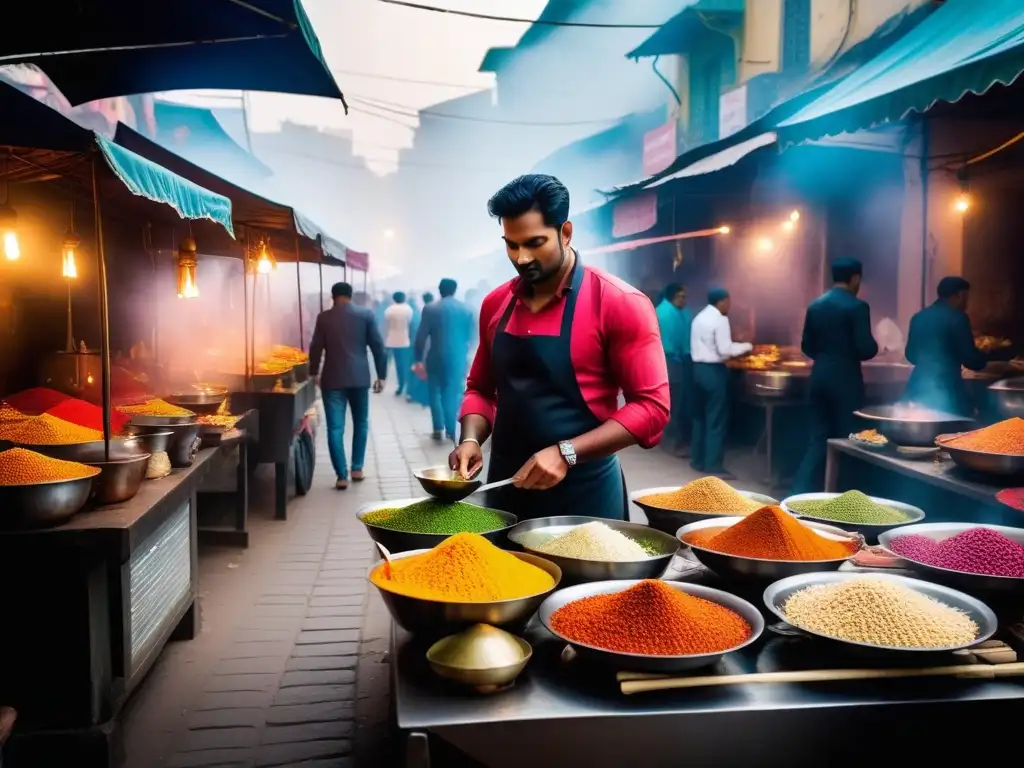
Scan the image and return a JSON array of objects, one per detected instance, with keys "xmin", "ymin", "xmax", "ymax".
[{"xmin": 889, "ymin": 527, "xmax": 1024, "ymax": 577}]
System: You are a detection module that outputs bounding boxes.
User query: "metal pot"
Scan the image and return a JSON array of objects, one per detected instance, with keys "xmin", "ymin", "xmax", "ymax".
[
  {"xmin": 86, "ymin": 454, "xmax": 152, "ymax": 505},
  {"xmin": 134, "ymin": 423, "xmax": 202, "ymax": 467},
  {"xmin": 744, "ymin": 370, "xmax": 799, "ymax": 399},
  {"xmin": 989, "ymin": 377, "xmax": 1024, "ymax": 419},
  {"xmin": 854, "ymin": 404, "xmax": 975, "ymax": 447}
]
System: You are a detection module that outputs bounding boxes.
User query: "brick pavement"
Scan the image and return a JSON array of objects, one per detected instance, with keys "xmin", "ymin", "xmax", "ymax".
[{"xmin": 119, "ymin": 393, "xmax": 771, "ymax": 768}]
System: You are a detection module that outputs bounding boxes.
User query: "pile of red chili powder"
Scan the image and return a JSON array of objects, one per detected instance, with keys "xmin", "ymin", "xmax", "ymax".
[
  {"xmin": 549, "ymin": 580, "xmax": 752, "ymax": 656},
  {"xmin": 888, "ymin": 527, "xmax": 1024, "ymax": 577}
]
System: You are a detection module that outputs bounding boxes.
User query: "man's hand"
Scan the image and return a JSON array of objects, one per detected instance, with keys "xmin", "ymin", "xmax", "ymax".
[
  {"xmin": 449, "ymin": 441, "xmax": 483, "ymax": 480},
  {"xmin": 513, "ymin": 445, "xmax": 568, "ymax": 490},
  {"xmin": 372, "ymin": 379, "xmax": 385, "ymax": 394}
]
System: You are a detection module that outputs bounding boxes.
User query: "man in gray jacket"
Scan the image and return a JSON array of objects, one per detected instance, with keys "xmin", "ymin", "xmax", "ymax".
[{"xmin": 310, "ymin": 282, "xmax": 387, "ymax": 489}]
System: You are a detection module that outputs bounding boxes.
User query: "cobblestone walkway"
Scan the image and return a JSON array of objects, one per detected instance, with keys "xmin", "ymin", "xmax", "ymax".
[{"xmin": 120, "ymin": 393, "xmax": 770, "ymax": 767}]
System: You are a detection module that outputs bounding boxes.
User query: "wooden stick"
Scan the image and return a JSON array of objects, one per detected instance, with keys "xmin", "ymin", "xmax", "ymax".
[{"xmin": 620, "ymin": 662, "xmax": 1024, "ymax": 695}]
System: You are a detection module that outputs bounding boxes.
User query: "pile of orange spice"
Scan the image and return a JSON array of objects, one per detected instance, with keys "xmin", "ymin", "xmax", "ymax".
[
  {"xmin": 0, "ymin": 403, "xmax": 24, "ymax": 423},
  {"xmin": 638, "ymin": 476, "xmax": 762, "ymax": 514},
  {"xmin": 684, "ymin": 505, "xmax": 856, "ymax": 561},
  {"xmin": 549, "ymin": 580, "xmax": 751, "ymax": 655},
  {"xmin": 943, "ymin": 418, "xmax": 1024, "ymax": 455},
  {"xmin": 0, "ymin": 413, "xmax": 103, "ymax": 444},
  {"xmin": 0, "ymin": 447, "xmax": 99, "ymax": 485}
]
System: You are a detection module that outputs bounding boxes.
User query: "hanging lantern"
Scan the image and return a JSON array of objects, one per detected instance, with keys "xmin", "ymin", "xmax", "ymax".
[
  {"xmin": 62, "ymin": 229, "xmax": 79, "ymax": 278},
  {"xmin": 255, "ymin": 238, "xmax": 276, "ymax": 274},
  {"xmin": 0, "ymin": 203, "xmax": 19, "ymax": 261},
  {"xmin": 177, "ymin": 236, "xmax": 199, "ymax": 298}
]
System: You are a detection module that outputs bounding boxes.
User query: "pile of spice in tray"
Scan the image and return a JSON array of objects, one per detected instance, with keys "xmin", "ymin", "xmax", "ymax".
[
  {"xmin": 0, "ymin": 447, "xmax": 99, "ymax": 485},
  {"xmin": 117, "ymin": 399, "xmax": 195, "ymax": 418},
  {"xmin": 683, "ymin": 505, "xmax": 856, "ymax": 561},
  {"xmin": 637, "ymin": 476, "xmax": 763, "ymax": 514},
  {"xmin": 45, "ymin": 398, "xmax": 131, "ymax": 433},
  {"xmin": 362, "ymin": 499, "xmax": 508, "ymax": 535},
  {"xmin": 369, "ymin": 532, "xmax": 554, "ymax": 602},
  {"xmin": 550, "ymin": 580, "xmax": 752, "ymax": 656},
  {"xmin": 888, "ymin": 527, "xmax": 1024, "ymax": 577},
  {"xmin": 2, "ymin": 387, "xmax": 70, "ymax": 415},
  {"xmin": 0, "ymin": 403, "xmax": 23, "ymax": 423},
  {"xmin": 536, "ymin": 521, "xmax": 649, "ymax": 561},
  {"xmin": 0, "ymin": 413, "xmax": 103, "ymax": 445},
  {"xmin": 782, "ymin": 578, "xmax": 978, "ymax": 648},
  {"xmin": 786, "ymin": 491, "xmax": 909, "ymax": 525},
  {"xmin": 941, "ymin": 417, "xmax": 1024, "ymax": 455}
]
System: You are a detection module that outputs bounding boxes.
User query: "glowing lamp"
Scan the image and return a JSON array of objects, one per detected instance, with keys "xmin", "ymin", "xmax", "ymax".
[
  {"xmin": 0, "ymin": 204, "xmax": 19, "ymax": 261},
  {"xmin": 62, "ymin": 230, "xmax": 80, "ymax": 278},
  {"xmin": 789, "ymin": 210, "xmax": 800, "ymax": 222},
  {"xmin": 757, "ymin": 237, "xmax": 774, "ymax": 252},
  {"xmin": 255, "ymin": 240, "xmax": 276, "ymax": 274},
  {"xmin": 718, "ymin": 225, "xmax": 731, "ymax": 235},
  {"xmin": 177, "ymin": 236, "xmax": 199, "ymax": 298},
  {"xmin": 954, "ymin": 194, "xmax": 970, "ymax": 213},
  {"xmin": 781, "ymin": 220, "xmax": 795, "ymax": 232}
]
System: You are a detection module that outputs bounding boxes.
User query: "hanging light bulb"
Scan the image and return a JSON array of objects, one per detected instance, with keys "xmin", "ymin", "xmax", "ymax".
[
  {"xmin": 0, "ymin": 203, "xmax": 19, "ymax": 261},
  {"xmin": 177, "ymin": 236, "xmax": 199, "ymax": 298},
  {"xmin": 62, "ymin": 229, "xmax": 79, "ymax": 278},
  {"xmin": 718, "ymin": 225, "xmax": 731, "ymax": 235},
  {"xmin": 789, "ymin": 210, "xmax": 800, "ymax": 222},
  {"xmin": 954, "ymin": 194, "xmax": 970, "ymax": 214},
  {"xmin": 256, "ymin": 238, "xmax": 276, "ymax": 274}
]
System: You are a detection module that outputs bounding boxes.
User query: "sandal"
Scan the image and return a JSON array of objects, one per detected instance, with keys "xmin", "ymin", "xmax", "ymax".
[
  {"xmin": 335, "ymin": 479, "xmax": 349, "ymax": 490},
  {"xmin": 351, "ymin": 470, "xmax": 365, "ymax": 482}
]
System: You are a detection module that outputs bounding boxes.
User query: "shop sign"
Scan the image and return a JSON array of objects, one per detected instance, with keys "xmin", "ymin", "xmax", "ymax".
[
  {"xmin": 612, "ymin": 192, "xmax": 658, "ymax": 238},
  {"xmin": 642, "ymin": 120, "xmax": 677, "ymax": 177},
  {"xmin": 719, "ymin": 84, "xmax": 748, "ymax": 140}
]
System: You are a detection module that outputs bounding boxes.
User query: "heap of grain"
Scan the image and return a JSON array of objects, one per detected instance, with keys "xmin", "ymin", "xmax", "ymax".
[
  {"xmin": 363, "ymin": 499, "xmax": 508, "ymax": 535},
  {"xmin": 782, "ymin": 578, "xmax": 978, "ymax": 648},
  {"xmin": 943, "ymin": 418, "xmax": 1024, "ymax": 455},
  {"xmin": 889, "ymin": 527, "xmax": 1024, "ymax": 577},
  {"xmin": 638, "ymin": 477, "xmax": 762, "ymax": 514},
  {"xmin": 684, "ymin": 505, "xmax": 856, "ymax": 561},
  {"xmin": 537, "ymin": 522, "xmax": 648, "ymax": 561},
  {"xmin": 787, "ymin": 491, "xmax": 908, "ymax": 525},
  {"xmin": 117, "ymin": 399, "xmax": 195, "ymax": 418},
  {"xmin": 0, "ymin": 414, "xmax": 103, "ymax": 444},
  {"xmin": 0, "ymin": 447, "xmax": 99, "ymax": 485}
]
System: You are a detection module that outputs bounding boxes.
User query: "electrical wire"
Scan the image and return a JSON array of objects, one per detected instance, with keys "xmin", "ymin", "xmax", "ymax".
[
  {"xmin": 349, "ymin": 95, "xmax": 621, "ymax": 126},
  {"xmin": 375, "ymin": 0, "xmax": 662, "ymax": 28},
  {"xmin": 331, "ymin": 68, "xmax": 486, "ymax": 90}
]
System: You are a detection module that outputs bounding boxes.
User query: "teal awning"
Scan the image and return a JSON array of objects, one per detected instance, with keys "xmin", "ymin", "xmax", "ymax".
[
  {"xmin": 627, "ymin": 0, "xmax": 743, "ymax": 59},
  {"xmin": 95, "ymin": 134, "xmax": 234, "ymax": 237},
  {"xmin": 778, "ymin": 0, "xmax": 1024, "ymax": 144}
]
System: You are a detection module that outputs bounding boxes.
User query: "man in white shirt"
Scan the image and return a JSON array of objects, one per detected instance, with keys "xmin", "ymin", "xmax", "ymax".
[
  {"xmin": 383, "ymin": 292, "xmax": 414, "ymax": 396},
  {"xmin": 689, "ymin": 288, "xmax": 752, "ymax": 478}
]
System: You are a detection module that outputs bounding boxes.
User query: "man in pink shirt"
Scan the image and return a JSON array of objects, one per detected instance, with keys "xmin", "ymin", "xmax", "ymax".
[{"xmin": 449, "ymin": 175, "xmax": 670, "ymax": 520}]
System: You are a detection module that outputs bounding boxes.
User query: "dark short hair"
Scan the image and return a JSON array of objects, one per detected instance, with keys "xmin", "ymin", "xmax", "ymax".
[
  {"xmin": 422, "ymin": 292, "xmax": 434, "ymax": 303},
  {"xmin": 663, "ymin": 283, "xmax": 683, "ymax": 302},
  {"xmin": 831, "ymin": 257, "xmax": 863, "ymax": 284},
  {"xmin": 708, "ymin": 287, "xmax": 729, "ymax": 305},
  {"xmin": 331, "ymin": 282, "xmax": 353, "ymax": 299},
  {"xmin": 392, "ymin": 291, "xmax": 406, "ymax": 303},
  {"xmin": 438, "ymin": 278, "xmax": 457, "ymax": 298},
  {"xmin": 937, "ymin": 275, "xmax": 970, "ymax": 299},
  {"xmin": 487, "ymin": 174, "xmax": 570, "ymax": 229}
]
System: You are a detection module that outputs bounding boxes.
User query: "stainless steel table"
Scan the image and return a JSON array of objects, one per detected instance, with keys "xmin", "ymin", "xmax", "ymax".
[{"xmin": 393, "ymin": 611, "xmax": 1024, "ymax": 768}]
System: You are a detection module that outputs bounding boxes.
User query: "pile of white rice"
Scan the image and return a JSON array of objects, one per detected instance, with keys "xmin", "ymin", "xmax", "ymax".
[{"xmin": 537, "ymin": 521, "xmax": 648, "ymax": 562}]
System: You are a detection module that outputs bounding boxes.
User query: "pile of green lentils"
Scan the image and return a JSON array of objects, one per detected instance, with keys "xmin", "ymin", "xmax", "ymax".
[
  {"xmin": 363, "ymin": 499, "xmax": 508, "ymax": 535},
  {"xmin": 787, "ymin": 490, "xmax": 909, "ymax": 525}
]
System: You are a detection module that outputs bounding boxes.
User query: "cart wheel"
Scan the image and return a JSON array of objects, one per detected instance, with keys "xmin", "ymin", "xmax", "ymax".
[{"xmin": 294, "ymin": 429, "xmax": 315, "ymax": 496}]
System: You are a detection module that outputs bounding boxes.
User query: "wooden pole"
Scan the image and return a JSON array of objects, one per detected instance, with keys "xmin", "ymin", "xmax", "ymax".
[
  {"xmin": 294, "ymin": 232, "xmax": 305, "ymax": 351},
  {"xmin": 91, "ymin": 152, "xmax": 112, "ymax": 461}
]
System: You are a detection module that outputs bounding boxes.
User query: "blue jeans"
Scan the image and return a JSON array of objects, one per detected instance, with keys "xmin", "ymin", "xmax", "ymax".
[
  {"xmin": 388, "ymin": 347, "xmax": 411, "ymax": 394},
  {"xmin": 428, "ymin": 375, "xmax": 463, "ymax": 437},
  {"xmin": 322, "ymin": 387, "xmax": 369, "ymax": 480}
]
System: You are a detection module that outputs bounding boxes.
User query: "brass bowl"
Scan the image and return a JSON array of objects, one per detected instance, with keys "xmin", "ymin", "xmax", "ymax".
[
  {"xmin": 426, "ymin": 624, "xmax": 532, "ymax": 693},
  {"xmin": 413, "ymin": 466, "xmax": 482, "ymax": 502}
]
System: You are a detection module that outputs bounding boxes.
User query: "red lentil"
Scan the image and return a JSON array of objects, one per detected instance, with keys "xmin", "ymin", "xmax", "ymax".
[{"xmin": 549, "ymin": 580, "xmax": 752, "ymax": 655}]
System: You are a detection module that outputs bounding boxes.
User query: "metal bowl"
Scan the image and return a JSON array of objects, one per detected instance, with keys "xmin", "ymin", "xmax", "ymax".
[
  {"xmin": 413, "ymin": 466, "xmax": 483, "ymax": 502},
  {"xmin": 356, "ymin": 497, "xmax": 518, "ymax": 553},
  {"xmin": 878, "ymin": 522, "xmax": 1024, "ymax": 595},
  {"xmin": 127, "ymin": 414, "xmax": 198, "ymax": 427},
  {"xmin": 132, "ymin": 423, "xmax": 202, "ymax": 467},
  {"xmin": 764, "ymin": 571, "xmax": 997, "ymax": 654},
  {"xmin": 86, "ymin": 453, "xmax": 152, "ymax": 505},
  {"xmin": 989, "ymin": 378, "xmax": 1024, "ymax": 419},
  {"xmin": 0, "ymin": 472, "xmax": 99, "ymax": 529},
  {"xmin": 426, "ymin": 624, "xmax": 532, "ymax": 693},
  {"xmin": 369, "ymin": 548, "xmax": 561, "ymax": 637},
  {"xmin": 743, "ymin": 369, "xmax": 804, "ymax": 399},
  {"xmin": 854, "ymin": 404, "xmax": 975, "ymax": 447},
  {"xmin": 165, "ymin": 387, "xmax": 228, "ymax": 415},
  {"xmin": 630, "ymin": 486, "xmax": 778, "ymax": 534},
  {"xmin": 538, "ymin": 580, "xmax": 765, "ymax": 673},
  {"xmin": 780, "ymin": 492, "xmax": 925, "ymax": 543},
  {"xmin": 677, "ymin": 516, "xmax": 859, "ymax": 581},
  {"xmin": 935, "ymin": 434, "xmax": 1024, "ymax": 477},
  {"xmin": 506, "ymin": 516, "xmax": 678, "ymax": 585},
  {"xmin": 120, "ymin": 428, "xmax": 173, "ymax": 455},
  {"xmin": 11, "ymin": 437, "xmax": 147, "ymax": 463}
]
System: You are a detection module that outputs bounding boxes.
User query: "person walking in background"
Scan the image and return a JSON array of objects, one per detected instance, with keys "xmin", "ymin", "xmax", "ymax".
[
  {"xmin": 408, "ymin": 292, "xmax": 434, "ymax": 407},
  {"xmin": 415, "ymin": 278, "xmax": 475, "ymax": 442},
  {"xmin": 383, "ymin": 291, "xmax": 414, "ymax": 397},
  {"xmin": 793, "ymin": 257, "xmax": 878, "ymax": 493},
  {"xmin": 309, "ymin": 282, "xmax": 387, "ymax": 490},
  {"xmin": 690, "ymin": 288, "xmax": 752, "ymax": 479},
  {"xmin": 656, "ymin": 283, "xmax": 694, "ymax": 458}
]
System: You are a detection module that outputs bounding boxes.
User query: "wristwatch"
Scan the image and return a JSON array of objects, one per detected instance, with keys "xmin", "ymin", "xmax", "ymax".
[{"xmin": 558, "ymin": 440, "xmax": 577, "ymax": 467}]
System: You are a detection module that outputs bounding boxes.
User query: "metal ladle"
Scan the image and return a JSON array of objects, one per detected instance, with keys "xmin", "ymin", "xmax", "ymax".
[{"xmin": 414, "ymin": 466, "xmax": 516, "ymax": 502}]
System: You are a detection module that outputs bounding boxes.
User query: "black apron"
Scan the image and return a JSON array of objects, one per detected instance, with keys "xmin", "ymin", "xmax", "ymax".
[{"xmin": 485, "ymin": 260, "xmax": 628, "ymax": 520}]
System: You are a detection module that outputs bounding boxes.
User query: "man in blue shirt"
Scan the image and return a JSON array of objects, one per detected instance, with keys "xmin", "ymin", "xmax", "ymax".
[
  {"xmin": 655, "ymin": 283, "xmax": 695, "ymax": 456},
  {"xmin": 793, "ymin": 258, "xmax": 878, "ymax": 493},
  {"xmin": 415, "ymin": 278, "xmax": 476, "ymax": 442}
]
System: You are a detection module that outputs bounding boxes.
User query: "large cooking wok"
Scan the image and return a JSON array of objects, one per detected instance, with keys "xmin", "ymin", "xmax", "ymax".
[{"xmin": 854, "ymin": 404, "xmax": 975, "ymax": 447}]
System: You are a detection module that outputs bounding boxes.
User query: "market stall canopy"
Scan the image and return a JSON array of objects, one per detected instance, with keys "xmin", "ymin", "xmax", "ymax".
[
  {"xmin": 0, "ymin": 82, "xmax": 233, "ymax": 236},
  {"xmin": 114, "ymin": 122, "xmax": 342, "ymax": 265},
  {"xmin": 645, "ymin": 132, "xmax": 778, "ymax": 189},
  {"xmin": 626, "ymin": 0, "xmax": 743, "ymax": 60},
  {"xmin": 0, "ymin": 0, "xmax": 345, "ymax": 107},
  {"xmin": 777, "ymin": 0, "xmax": 1024, "ymax": 146},
  {"xmin": 294, "ymin": 212, "xmax": 369, "ymax": 271}
]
